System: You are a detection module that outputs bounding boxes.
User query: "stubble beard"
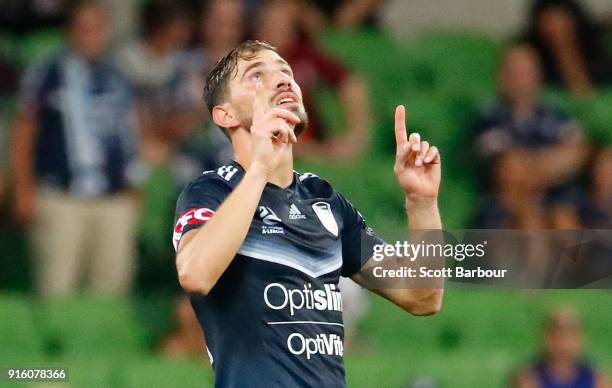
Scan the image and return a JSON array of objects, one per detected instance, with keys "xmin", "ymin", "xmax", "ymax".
[{"xmin": 240, "ymin": 106, "xmax": 309, "ymax": 137}]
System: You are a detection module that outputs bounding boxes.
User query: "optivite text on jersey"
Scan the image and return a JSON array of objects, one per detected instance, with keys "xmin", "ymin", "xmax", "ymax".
[{"xmin": 287, "ymin": 333, "xmax": 344, "ymax": 359}]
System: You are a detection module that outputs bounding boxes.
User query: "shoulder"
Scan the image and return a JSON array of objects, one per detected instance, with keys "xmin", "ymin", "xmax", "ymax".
[
  {"xmin": 296, "ymin": 171, "xmax": 357, "ymax": 213},
  {"xmin": 24, "ymin": 49, "xmax": 66, "ymax": 79},
  {"xmin": 181, "ymin": 168, "xmax": 232, "ymax": 192},
  {"xmin": 296, "ymin": 171, "xmax": 336, "ymax": 199},
  {"xmin": 179, "ymin": 164, "xmax": 242, "ymax": 197},
  {"xmin": 19, "ymin": 50, "xmax": 66, "ymax": 103},
  {"xmin": 512, "ymin": 364, "xmax": 539, "ymax": 387}
]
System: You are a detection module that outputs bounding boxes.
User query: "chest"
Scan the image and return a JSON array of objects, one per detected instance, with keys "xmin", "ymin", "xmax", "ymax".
[
  {"xmin": 42, "ymin": 62, "xmax": 130, "ymax": 126},
  {"xmin": 254, "ymin": 194, "xmax": 342, "ymax": 241},
  {"xmin": 238, "ymin": 193, "xmax": 344, "ymax": 278}
]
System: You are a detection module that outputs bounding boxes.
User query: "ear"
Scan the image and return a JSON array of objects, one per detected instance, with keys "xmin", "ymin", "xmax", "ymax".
[{"xmin": 212, "ymin": 104, "xmax": 241, "ymax": 130}]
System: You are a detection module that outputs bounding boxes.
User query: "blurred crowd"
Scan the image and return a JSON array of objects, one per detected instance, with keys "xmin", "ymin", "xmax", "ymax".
[
  {"xmin": 0, "ymin": 0, "xmax": 379, "ymax": 298},
  {"xmin": 0, "ymin": 0, "xmax": 611, "ymax": 378},
  {"xmin": 473, "ymin": 0, "xmax": 612, "ymax": 230}
]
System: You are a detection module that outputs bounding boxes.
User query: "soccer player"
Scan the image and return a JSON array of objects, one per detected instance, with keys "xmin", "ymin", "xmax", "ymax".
[{"xmin": 173, "ymin": 40, "xmax": 443, "ymax": 386}]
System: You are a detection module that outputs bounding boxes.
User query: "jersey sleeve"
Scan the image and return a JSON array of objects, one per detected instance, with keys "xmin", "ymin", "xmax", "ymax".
[
  {"xmin": 337, "ymin": 193, "xmax": 385, "ymax": 277},
  {"xmin": 172, "ymin": 175, "xmax": 231, "ymax": 252}
]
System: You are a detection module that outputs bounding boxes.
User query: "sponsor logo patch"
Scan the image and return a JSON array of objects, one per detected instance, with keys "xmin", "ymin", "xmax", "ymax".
[
  {"xmin": 289, "ymin": 204, "xmax": 306, "ymax": 220},
  {"xmin": 173, "ymin": 208, "xmax": 215, "ymax": 250},
  {"xmin": 287, "ymin": 333, "xmax": 344, "ymax": 359}
]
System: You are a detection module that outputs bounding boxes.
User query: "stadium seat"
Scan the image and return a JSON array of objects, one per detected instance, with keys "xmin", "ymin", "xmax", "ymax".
[
  {"xmin": 0, "ymin": 293, "xmax": 45, "ymax": 362},
  {"xmin": 409, "ymin": 31, "xmax": 501, "ymax": 97},
  {"xmin": 16, "ymin": 29, "xmax": 64, "ymax": 67},
  {"xmin": 581, "ymin": 90, "xmax": 612, "ymax": 144},
  {"xmin": 119, "ymin": 356, "xmax": 213, "ymax": 388},
  {"xmin": 38, "ymin": 295, "xmax": 145, "ymax": 358}
]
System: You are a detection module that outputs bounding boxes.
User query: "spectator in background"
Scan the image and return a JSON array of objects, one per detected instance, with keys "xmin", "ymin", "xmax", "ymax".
[
  {"xmin": 0, "ymin": 56, "xmax": 19, "ymax": 216},
  {"xmin": 525, "ymin": 0, "xmax": 611, "ymax": 98},
  {"xmin": 171, "ymin": 0, "xmax": 244, "ymax": 184},
  {"xmin": 514, "ymin": 306, "xmax": 610, "ymax": 388},
  {"xmin": 117, "ymin": 0, "xmax": 192, "ymax": 168},
  {"xmin": 253, "ymin": 0, "xmax": 371, "ymax": 161},
  {"xmin": 580, "ymin": 147, "xmax": 612, "ymax": 228},
  {"xmin": 10, "ymin": 1, "xmax": 141, "ymax": 296},
  {"xmin": 155, "ymin": 0, "xmax": 247, "ymax": 359},
  {"xmin": 0, "ymin": 0, "xmax": 66, "ymax": 33},
  {"xmin": 301, "ymin": 0, "xmax": 385, "ymax": 32},
  {"xmin": 473, "ymin": 43, "xmax": 588, "ymax": 229}
]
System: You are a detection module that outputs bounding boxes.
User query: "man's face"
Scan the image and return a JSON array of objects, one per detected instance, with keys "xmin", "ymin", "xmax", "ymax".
[
  {"xmin": 545, "ymin": 326, "xmax": 582, "ymax": 361},
  {"xmin": 69, "ymin": 4, "xmax": 111, "ymax": 60},
  {"xmin": 499, "ymin": 46, "xmax": 541, "ymax": 102},
  {"xmin": 225, "ymin": 49, "xmax": 308, "ymax": 135}
]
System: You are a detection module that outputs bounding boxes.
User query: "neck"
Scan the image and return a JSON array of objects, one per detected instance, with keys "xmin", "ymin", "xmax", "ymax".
[
  {"xmin": 269, "ymin": 150, "xmax": 294, "ymax": 188},
  {"xmin": 547, "ymin": 356, "xmax": 578, "ymax": 381},
  {"xmin": 232, "ymin": 130, "xmax": 294, "ymax": 188}
]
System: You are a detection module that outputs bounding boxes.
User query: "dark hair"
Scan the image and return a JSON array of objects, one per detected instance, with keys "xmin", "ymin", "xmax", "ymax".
[
  {"xmin": 141, "ymin": 0, "xmax": 189, "ymax": 39},
  {"xmin": 67, "ymin": 0, "xmax": 108, "ymax": 21},
  {"xmin": 525, "ymin": 0, "xmax": 605, "ymax": 84},
  {"xmin": 203, "ymin": 40, "xmax": 278, "ymax": 114}
]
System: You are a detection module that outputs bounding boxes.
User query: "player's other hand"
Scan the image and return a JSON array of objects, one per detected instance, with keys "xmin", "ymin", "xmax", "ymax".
[
  {"xmin": 250, "ymin": 82, "xmax": 300, "ymax": 176},
  {"xmin": 393, "ymin": 105, "xmax": 441, "ymax": 207}
]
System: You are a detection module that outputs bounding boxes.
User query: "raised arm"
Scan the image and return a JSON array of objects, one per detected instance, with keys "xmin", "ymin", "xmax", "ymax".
[
  {"xmin": 176, "ymin": 84, "xmax": 300, "ymax": 295},
  {"xmin": 352, "ymin": 105, "xmax": 444, "ymax": 315}
]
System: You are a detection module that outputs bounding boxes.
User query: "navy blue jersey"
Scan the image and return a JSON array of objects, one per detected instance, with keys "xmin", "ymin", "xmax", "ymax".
[
  {"xmin": 19, "ymin": 49, "xmax": 138, "ymax": 196},
  {"xmin": 534, "ymin": 359, "xmax": 596, "ymax": 388},
  {"xmin": 173, "ymin": 161, "xmax": 383, "ymax": 387}
]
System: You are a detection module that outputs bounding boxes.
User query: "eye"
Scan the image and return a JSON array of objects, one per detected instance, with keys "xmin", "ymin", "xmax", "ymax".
[{"xmin": 250, "ymin": 71, "xmax": 262, "ymax": 81}]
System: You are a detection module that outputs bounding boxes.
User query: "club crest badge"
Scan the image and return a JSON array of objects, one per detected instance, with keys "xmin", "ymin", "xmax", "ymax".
[{"xmin": 312, "ymin": 202, "xmax": 338, "ymax": 237}]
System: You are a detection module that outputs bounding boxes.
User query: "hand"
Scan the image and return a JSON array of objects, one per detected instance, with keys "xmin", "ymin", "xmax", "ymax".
[
  {"xmin": 249, "ymin": 82, "xmax": 301, "ymax": 175},
  {"xmin": 14, "ymin": 185, "xmax": 37, "ymax": 224},
  {"xmin": 393, "ymin": 105, "xmax": 441, "ymax": 207}
]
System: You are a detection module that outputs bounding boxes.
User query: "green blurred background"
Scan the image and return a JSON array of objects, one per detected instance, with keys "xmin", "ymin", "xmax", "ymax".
[{"xmin": 1, "ymin": 27, "xmax": 612, "ymax": 387}]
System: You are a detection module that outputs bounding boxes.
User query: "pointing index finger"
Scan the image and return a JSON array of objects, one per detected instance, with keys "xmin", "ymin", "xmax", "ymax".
[
  {"xmin": 395, "ymin": 105, "xmax": 408, "ymax": 151},
  {"xmin": 253, "ymin": 81, "xmax": 266, "ymax": 120}
]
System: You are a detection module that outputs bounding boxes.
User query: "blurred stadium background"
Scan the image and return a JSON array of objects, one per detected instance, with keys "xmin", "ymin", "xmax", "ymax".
[{"xmin": 1, "ymin": 0, "xmax": 611, "ymax": 387}]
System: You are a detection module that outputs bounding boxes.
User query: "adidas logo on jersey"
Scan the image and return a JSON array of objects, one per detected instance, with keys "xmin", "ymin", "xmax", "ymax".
[{"xmin": 289, "ymin": 204, "xmax": 306, "ymax": 220}]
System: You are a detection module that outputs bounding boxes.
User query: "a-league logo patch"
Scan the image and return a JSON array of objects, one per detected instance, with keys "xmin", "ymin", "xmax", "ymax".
[{"xmin": 258, "ymin": 206, "xmax": 284, "ymax": 234}]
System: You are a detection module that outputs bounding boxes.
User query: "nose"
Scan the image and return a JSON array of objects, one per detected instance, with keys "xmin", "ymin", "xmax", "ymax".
[{"xmin": 274, "ymin": 72, "xmax": 292, "ymax": 91}]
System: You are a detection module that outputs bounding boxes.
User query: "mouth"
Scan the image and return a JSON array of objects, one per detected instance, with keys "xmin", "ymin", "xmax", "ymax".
[{"xmin": 274, "ymin": 92, "xmax": 300, "ymax": 108}]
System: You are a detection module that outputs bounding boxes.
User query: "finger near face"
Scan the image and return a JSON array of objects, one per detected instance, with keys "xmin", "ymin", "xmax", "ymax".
[
  {"xmin": 270, "ymin": 107, "xmax": 301, "ymax": 125},
  {"xmin": 271, "ymin": 118, "xmax": 291, "ymax": 143},
  {"xmin": 280, "ymin": 121, "xmax": 297, "ymax": 144}
]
